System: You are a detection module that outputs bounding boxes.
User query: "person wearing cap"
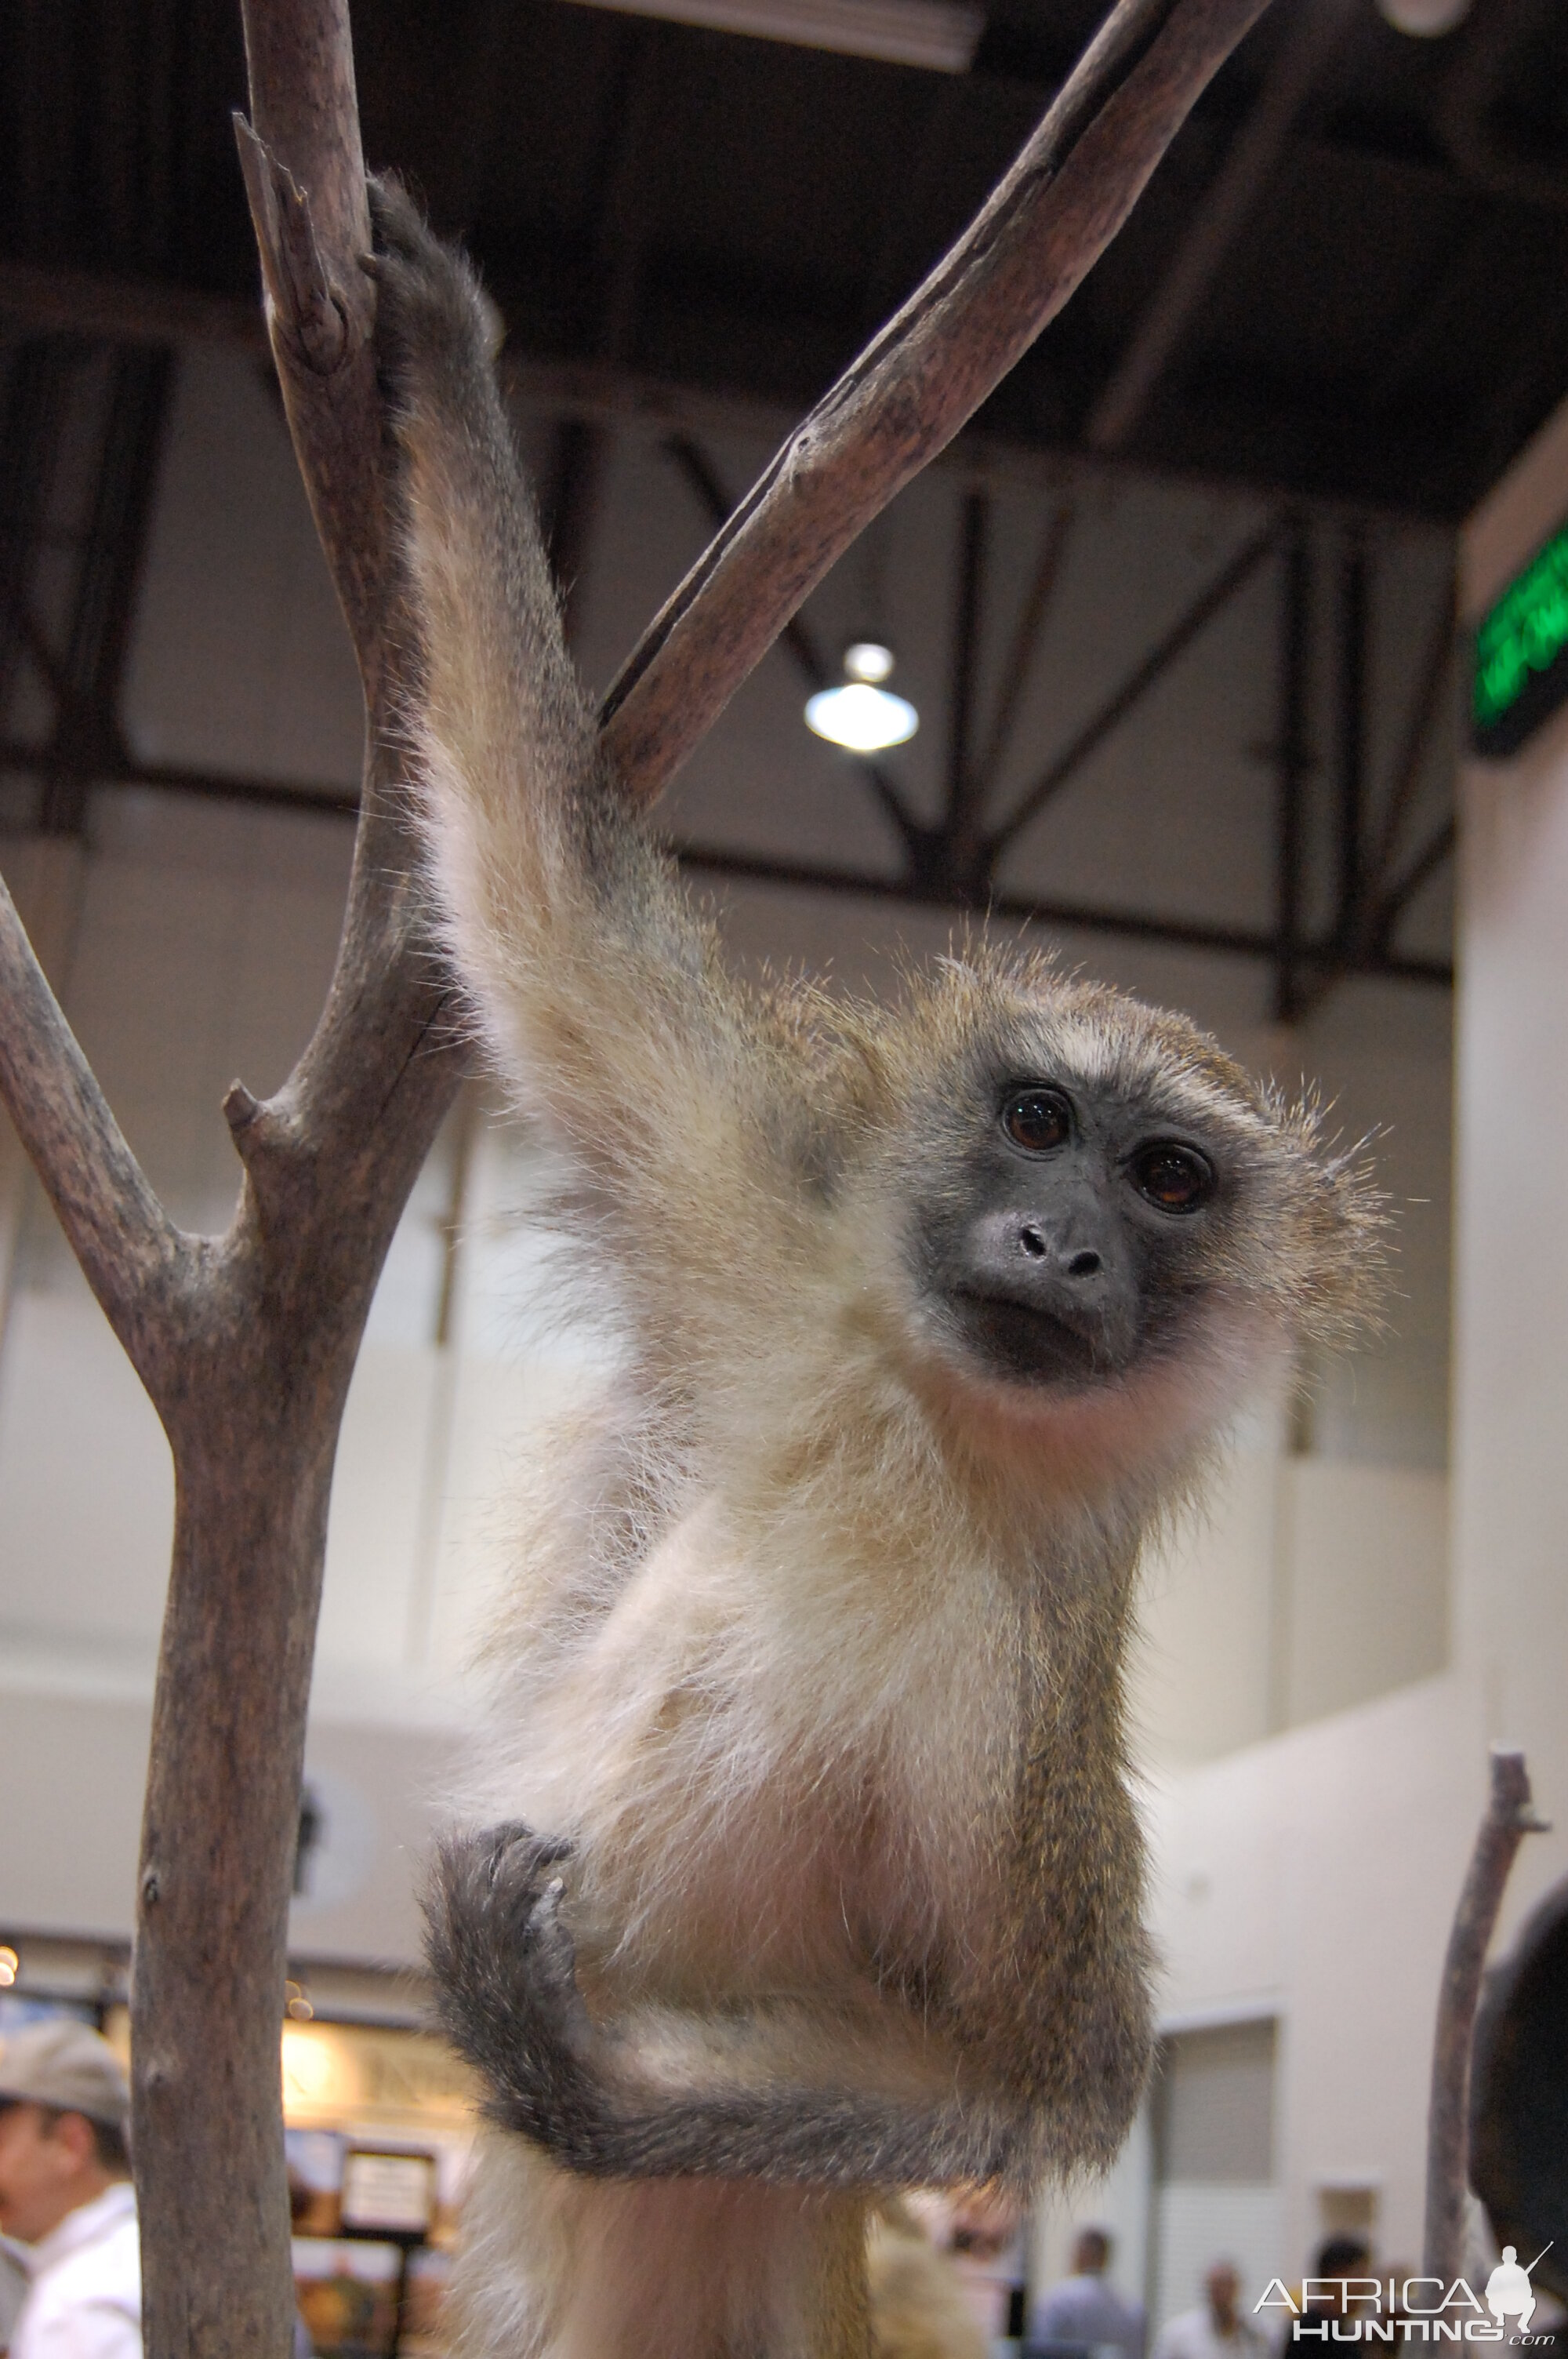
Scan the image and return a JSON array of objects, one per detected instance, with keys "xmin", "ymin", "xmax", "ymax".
[{"xmin": 0, "ymin": 2020, "xmax": 140, "ymax": 2359}]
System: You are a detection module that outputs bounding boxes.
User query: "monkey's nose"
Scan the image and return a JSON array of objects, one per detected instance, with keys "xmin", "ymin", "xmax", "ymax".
[{"xmin": 1018, "ymin": 1224, "xmax": 1102, "ymax": 1281}]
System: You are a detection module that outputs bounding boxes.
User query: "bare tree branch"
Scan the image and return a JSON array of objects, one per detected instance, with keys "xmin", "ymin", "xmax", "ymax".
[
  {"xmin": 97, "ymin": 9, "xmax": 467, "ymax": 2357},
  {"xmin": 0, "ymin": 868, "xmax": 197, "ymax": 1391},
  {"xmin": 234, "ymin": 0, "xmax": 383, "ymax": 674},
  {"xmin": 1423, "ymin": 1748, "xmax": 1548, "ymax": 2287},
  {"xmin": 600, "ymin": 0, "xmax": 1278, "ymax": 804}
]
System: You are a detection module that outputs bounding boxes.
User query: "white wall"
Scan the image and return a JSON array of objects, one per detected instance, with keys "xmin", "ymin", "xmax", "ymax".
[
  {"xmin": 1449, "ymin": 396, "xmax": 1568, "ymax": 1942},
  {"xmin": 1146, "ymin": 1673, "xmax": 1488, "ymax": 2287},
  {"xmin": 1123, "ymin": 392, "xmax": 1568, "ymax": 2318}
]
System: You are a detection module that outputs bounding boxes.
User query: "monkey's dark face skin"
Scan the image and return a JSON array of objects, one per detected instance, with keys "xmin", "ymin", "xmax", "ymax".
[{"xmin": 913, "ymin": 1075, "xmax": 1226, "ymax": 1390}]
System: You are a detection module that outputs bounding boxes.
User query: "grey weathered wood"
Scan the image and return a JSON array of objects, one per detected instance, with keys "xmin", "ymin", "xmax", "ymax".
[
  {"xmin": 1, "ymin": 2, "xmax": 462, "ymax": 2350},
  {"xmin": 1422, "ymin": 1748, "xmax": 1547, "ymax": 2288},
  {"xmin": 0, "ymin": 0, "xmax": 1283, "ymax": 2349}
]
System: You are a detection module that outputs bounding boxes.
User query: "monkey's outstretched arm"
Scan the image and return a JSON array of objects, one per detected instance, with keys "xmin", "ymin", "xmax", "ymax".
[
  {"xmin": 426, "ymin": 1826, "xmax": 1017, "ymax": 2189},
  {"xmin": 369, "ymin": 180, "xmax": 757, "ymax": 1206}
]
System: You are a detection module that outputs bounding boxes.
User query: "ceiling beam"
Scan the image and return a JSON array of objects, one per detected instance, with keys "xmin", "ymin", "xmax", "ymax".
[
  {"xmin": 1085, "ymin": 0, "xmax": 1357, "ymax": 454},
  {"xmin": 0, "ymin": 253, "xmax": 1431, "ymax": 530},
  {"xmin": 0, "ymin": 750, "xmax": 1452, "ymax": 990},
  {"xmin": 989, "ymin": 518, "xmax": 1279, "ymax": 852},
  {"xmin": 0, "ymin": 259, "xmax": 267, "ymax": 355}
]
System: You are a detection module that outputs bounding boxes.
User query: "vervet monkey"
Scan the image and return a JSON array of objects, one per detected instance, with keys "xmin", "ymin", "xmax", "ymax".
[{"xmin": 368, "ymin": 183, "xmax": 1382, "ymax": 2359}]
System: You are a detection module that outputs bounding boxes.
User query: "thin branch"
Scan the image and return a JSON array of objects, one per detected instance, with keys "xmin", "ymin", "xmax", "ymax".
[
  {"xmin": 231, "ymin": 0, "xmax": 384, "ymax": 681},
  {"xmin": 0, "ymin": 865, "xmax": 196, "ymax": 1395},
  {"xmin": 599, "ymin": 0, "xmax": 1279, "ymax": 805},
  {"xmin": 1423, "ymin": 1749, "xmax": 1548, "ymax": 2286}
]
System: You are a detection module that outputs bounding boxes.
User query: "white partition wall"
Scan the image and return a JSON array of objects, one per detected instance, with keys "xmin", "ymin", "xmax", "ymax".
[{"xmin": 1449, "ymin": 402, "xmax": 1568, "ymax": 1944}]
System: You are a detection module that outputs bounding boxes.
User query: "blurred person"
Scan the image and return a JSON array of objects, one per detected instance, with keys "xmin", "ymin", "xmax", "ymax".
[
  {"xmin": 0, "ymin": 2023, "xmax": 140, "ymax": 2359},
  {"xmin": 868, "ymin": 2202, "xmax": 988, "ymax": 2359},
  {"xmin": 1152, "ymin": 2262, "xmax": 1267, "ymax": 2359},
  {"xmin": 2, "ymin": 2240, "xmax": 28, "ymax": 2354},
  {"xmin": 1030, "ymin": 2228, "xmax": 1146, "ymax": 2359},
  {"xmin": 1283, "ymin": 2236, "xmax": 1374, "ymax": 2357}
]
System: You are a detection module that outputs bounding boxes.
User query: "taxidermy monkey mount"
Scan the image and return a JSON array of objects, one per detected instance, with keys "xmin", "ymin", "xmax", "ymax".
[{"xmin": 369, "ymin": 182, "xmax": 1384, "ymax": 2359}]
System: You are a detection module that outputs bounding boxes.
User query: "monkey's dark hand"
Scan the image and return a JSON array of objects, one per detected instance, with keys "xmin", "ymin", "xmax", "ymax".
[
  {"xmin": 423, "ymin": 1821, "xmax": 617, "ymax": 2161},
  {"xmin": 364, "ymin": 176, "xmax": 500, "ymax": 429}
]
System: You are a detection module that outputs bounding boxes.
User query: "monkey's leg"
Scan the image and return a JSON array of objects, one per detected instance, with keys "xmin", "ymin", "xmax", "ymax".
[
  {"xmin": 426, "ymin": 1824, "xmax": 1016, "ymax": 2190},
  {"xmin": 454, "ymin": 2133, "xmax": 870, "ymax": 2359}
]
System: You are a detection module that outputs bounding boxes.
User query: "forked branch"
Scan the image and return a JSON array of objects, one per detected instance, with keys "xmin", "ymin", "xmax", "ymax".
[
  {"xmin": 601, "ymin": 0, "xmax": 1277, "ymax": 804},
  {"xmin": 1423, "ymin": 1748, "xmax": 1547, "ymax": 2286}
]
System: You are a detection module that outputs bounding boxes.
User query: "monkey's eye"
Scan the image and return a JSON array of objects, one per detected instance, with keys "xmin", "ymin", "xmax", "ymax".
[
  {"xmin": 1002, "ymin": 1087, "xmax": 1073, "ymax": 1153},
  {"xmin": 1130, "ymin": 1142, "xmax": 1214, "ymax": 1213}
]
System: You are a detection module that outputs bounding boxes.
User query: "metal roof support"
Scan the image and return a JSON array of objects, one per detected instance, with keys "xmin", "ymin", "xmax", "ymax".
[
  {"xmin": 988, "ymin": 515, "xmax": 1279, "ymax": 853},
  {"xmin": 1084, "ymin": 0, "xmax": 1356, "ymax": 454},
  {"xmin": 1273, "ymin": 521, "xmax": 1312, "ymax": 1025}
]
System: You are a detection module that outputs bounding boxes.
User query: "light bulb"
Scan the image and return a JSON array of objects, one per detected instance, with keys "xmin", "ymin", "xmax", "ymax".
[
  {"xmin": 843, "ymin": 641, "xmax": 895, "ymax": 684},
  {"xmin": 806, "ymin": 642, "xmax": 918, "ymax": 752},
  {"xmin": 805, "ymin": 682, "xmax": 919, "ymax": 752}
]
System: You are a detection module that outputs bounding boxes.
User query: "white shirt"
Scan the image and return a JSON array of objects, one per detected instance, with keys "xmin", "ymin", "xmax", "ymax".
[
  {"xmin": 13, "ymin": 2184, "xmax": 141, "ymax": 2359},
  {"xmin": 1152, "ymin": 2306, "xmax": 1269, "ymax": 2359},
  {"xmin": 1030, "ymin": 2272, "xmax": 1147, "ymax": 2359}
]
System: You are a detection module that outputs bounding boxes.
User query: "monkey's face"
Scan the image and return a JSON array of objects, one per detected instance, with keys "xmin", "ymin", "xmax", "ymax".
[
  {"xmin": 875, "ymin": 970, "xmax": 1383, "ymax": 1465},
  {"xmin": 915, "ymin": 1070, "xmax": 1221, "ymax": 1390}
]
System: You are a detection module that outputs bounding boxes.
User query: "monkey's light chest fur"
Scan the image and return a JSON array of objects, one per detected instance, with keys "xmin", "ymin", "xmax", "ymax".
[{"xmin": 369, "ymin": 180, "xmax": 1385, "ymax": 2359}]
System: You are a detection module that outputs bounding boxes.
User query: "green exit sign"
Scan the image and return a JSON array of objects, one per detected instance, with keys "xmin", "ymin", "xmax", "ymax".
[{"xmin": 1472, "ymin": 515, "xmax": 1568, "ymax": 758}]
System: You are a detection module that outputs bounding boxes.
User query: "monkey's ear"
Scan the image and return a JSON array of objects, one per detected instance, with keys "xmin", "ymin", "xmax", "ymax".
[{"xmin": 1290, "ymin": 1121, "xmax": 1393, "ymax": 1350}]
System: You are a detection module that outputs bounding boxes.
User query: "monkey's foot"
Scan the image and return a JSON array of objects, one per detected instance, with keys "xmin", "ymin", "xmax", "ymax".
[{"xmin": 423, "ymin": 1820, "xmax": 608, "ymax": 2151}]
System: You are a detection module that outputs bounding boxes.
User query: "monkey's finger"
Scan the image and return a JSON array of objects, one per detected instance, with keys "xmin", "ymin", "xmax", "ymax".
[
  {"xmin": 365, "ymin": 173, "xmax": 430, "ymax": 263},
  {"xmin": 477, "ymin": 1820, "xmax": 575, "ymax": 1889},
  {"xmin": 524, "ymin": 1879, "xmax": 595, "ymax": 2059}
]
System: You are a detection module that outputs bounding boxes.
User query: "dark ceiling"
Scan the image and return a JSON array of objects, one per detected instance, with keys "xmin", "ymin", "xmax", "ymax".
[{"xmin": 4, "ymin": 0, "xmax": 1568, "ymax": 522}]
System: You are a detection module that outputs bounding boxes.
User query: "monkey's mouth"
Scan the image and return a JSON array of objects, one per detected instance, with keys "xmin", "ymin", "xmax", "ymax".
[{"xmin": 948, "ymin": 1289, "xmax": 1134, "ymax": 1388}]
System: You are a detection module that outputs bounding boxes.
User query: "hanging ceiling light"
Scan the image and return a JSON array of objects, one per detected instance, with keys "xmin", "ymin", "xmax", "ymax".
[
  {"xmin": 804, "ymin": 642, "xmax": 919, "ymax": 754},
  {"xmin": 561, "ymin": 0, "xmax": 982, "ymax": 72},
  {"xmin": 1374, "ymin": 0, "xmax": 1471, "ymax": 34}
]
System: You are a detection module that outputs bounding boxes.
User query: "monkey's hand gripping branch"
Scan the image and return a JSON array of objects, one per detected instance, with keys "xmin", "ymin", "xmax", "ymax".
[{"xmin": 426, "ymin": 1826, "xmax": 1014, "ymax": 2190}]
